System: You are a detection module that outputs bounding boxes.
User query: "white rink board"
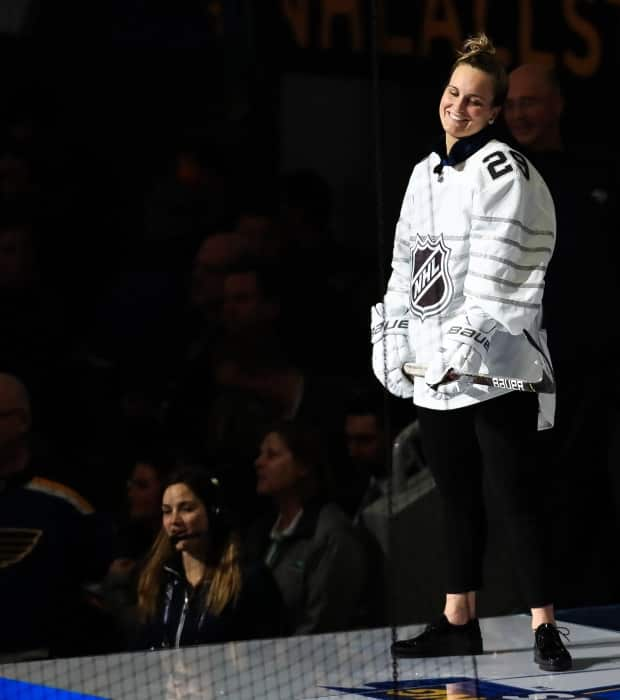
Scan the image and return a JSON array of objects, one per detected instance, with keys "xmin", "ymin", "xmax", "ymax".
[{"xmin": 1, "ymin": 615, "xmax": 620, "ymax": 699}]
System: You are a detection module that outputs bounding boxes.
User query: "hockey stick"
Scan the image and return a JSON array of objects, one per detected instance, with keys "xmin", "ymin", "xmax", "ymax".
[{"xmin": 402, "ymin": 362, "xmax": 556, "ymax": 394}]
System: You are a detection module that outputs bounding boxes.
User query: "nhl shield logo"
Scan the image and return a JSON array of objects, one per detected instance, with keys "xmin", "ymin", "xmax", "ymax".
[{"xmin": 409, "ymin": 235, "xmax": 453, "ymax": 320}]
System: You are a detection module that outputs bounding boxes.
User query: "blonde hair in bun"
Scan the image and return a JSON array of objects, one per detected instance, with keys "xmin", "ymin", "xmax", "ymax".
[{"xmin": 450, "ymin": 32, "xmax": 508, "ymax": 107}]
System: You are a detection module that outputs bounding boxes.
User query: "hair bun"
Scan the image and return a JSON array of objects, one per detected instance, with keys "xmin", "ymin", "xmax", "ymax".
[{"xmin": 459, "ymin": 32, "xmax": 496, "ymax": 58}]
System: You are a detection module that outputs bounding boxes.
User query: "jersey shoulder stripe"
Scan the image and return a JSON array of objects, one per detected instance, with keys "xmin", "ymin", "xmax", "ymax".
[{"xmin": 27, "ymin": 477, "xmax": 95, "ymax": 515}]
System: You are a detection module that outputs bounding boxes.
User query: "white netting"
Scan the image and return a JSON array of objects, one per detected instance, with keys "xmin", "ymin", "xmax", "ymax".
[{"xmin": 0, "ymin": 625, "xmax": 481, "ymax": 700}]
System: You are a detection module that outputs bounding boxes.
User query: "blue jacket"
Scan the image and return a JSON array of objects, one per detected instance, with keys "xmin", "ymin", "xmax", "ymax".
[
  {"xmin": 134, "ymin": 556, "xmax": 283, "ymax": 650},
  {"xmin": 0, "ymin": 468, "xmax": 113, "ymax": 656}
]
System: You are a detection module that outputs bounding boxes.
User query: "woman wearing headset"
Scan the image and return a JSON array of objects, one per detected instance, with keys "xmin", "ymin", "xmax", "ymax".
[{"xmin": 134, "ymin": 464, "xmax": 283, "ymax": 649}]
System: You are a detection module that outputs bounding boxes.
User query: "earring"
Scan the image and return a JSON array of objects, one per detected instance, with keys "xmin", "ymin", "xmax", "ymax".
[{"xmin": 488, "ymin": 118, "xmax": 495, "ymax": 125}]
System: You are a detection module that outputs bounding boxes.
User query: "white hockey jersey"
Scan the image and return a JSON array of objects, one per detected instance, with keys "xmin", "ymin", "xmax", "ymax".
[{"xmin": 384, "ymin": 136, "xmax": 556, "ymax": 429}]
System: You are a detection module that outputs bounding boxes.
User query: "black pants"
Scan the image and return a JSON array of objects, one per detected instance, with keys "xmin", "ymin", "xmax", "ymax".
[{"xmin": 417, "ymin": 391, "xmax": 553, "ymax": 609}]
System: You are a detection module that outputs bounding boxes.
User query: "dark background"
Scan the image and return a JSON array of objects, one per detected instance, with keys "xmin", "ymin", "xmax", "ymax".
[
  {"xmin": 2, "ymin": 0, "xmax": 618, "ymax": 270},
  {"xmin": 1, "ymin": 0, "xmax": 619, "ymax": 621}
]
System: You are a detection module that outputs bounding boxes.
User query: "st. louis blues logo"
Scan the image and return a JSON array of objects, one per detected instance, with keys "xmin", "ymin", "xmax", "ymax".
[
  {"xmin": 325, "ymin": 676, "xmax": 620, "ymax": 700},
  {"xmin": 410, "ymin": 235, "xmax": 453, "ymax": 320}
]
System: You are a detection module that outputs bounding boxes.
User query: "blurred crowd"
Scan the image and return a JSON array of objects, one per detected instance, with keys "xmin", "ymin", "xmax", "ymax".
[
  {"xmin": 2, "ymin": 60, "xmax": 620, "ymax": 662},
  {"xmin": 0, "ymin": 99, "xmax": 413, "ymax": 660}
]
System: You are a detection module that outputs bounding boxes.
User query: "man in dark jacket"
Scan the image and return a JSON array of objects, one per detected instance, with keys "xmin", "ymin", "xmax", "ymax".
[
  {"xmin": 0, "ymin": 373, "xmax": 114, "ymax": 660},
  {"xmin": 504, "ymin": 64, "xmax": 620, "ymax": 607}
]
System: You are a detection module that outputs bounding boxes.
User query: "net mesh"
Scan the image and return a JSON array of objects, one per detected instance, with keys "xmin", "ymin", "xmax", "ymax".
[
  {"xmin": 0, "ymin": 627, "xmax": 480, "ymax": 699},
  {"xmin": 0, "ymin": 2, "xmax": 504, "ymax": 699},
  {"xmin": 0, "ymin": 434, "xmax": 492, "ymax": 699}
]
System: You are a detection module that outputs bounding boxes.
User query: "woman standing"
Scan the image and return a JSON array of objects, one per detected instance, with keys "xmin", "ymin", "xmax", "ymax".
[{"xmin": 371, "ymin": 33, "xmax": 571, "ymax": 672}]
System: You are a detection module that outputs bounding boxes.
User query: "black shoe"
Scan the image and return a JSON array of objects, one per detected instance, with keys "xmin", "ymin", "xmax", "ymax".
[
  {"xmin": 534, "ymin": 623, "xmax": 572, "ymax": 672},
  {"xmin": 391, "ymin": 615, "xmax": 483, "ymax": 658}
]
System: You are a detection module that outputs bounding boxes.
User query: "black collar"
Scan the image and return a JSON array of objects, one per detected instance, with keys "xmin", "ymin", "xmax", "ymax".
[{"xmin": 432, "ymin": 126, "xmax": 496, "ymax": 172}]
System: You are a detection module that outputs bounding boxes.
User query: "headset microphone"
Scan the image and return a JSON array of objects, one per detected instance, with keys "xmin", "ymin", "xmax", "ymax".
[{"xmin": 169, "ymin": 532, "xmax": 204, "ymax": 545}]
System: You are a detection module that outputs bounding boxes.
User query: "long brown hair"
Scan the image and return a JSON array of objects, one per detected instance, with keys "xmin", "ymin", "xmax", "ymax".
[{"xmin": 137, "ymin": 465, "xmax": 242, "ymax": 621}]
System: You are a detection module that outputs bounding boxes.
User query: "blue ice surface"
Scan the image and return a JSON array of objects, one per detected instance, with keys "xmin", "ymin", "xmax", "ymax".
[{"xmin": 0, "ymin": 677, "xmax": 109, "ymax": 700}]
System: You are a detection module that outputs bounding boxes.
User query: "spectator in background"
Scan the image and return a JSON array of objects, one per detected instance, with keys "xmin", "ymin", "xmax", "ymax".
[
  {"xmin": 173, "ymin": 254, "xmax": 356, "ymax": 527},
  {"xmin": 274, "ymin": 168, "xmax": 377, "ymax": 377},
  {"xmin": 245, "ymin": 420, "xmax": 369, "ymax": 635},
  {"xmin": 73, "ymin": 225, "xmax": 211, "ymax": 512},
  {"xmin": 209, "ymin": 257, "xmax": 355, "ymax": 439},
  {"xmin": 334, "ymin": 387, "xmax": 418, "ymax": 627},
  {"xmin": 503, "ymin": 63, "xmax": 616, "ymax": 361},
  {"xmin": 0, "ymin": 209, "xmax": 116, "ymax": 511},
  {"xmin": 0, "ymin": 373, "xmax": 114, "ymax": 660},
  {"xmin": 0, "ymin": 216, "xmax": 36, "ymax": 289},
  {"xmin": 165, "ymin": 231, "xmax": 250, "ymax": 452},
  {"xmin": 77, "ymin": 139, "xmax": 241, "ymax": 455},
  {"xmin": 0, "ymin": 216, "xmax": 78, "ymax": 479},
  {"xmin": 171, "ymin": 254, "xmax": 284, "ymax": 465},
  {"xmin": 189, "ymin": 230, "xmax": 250, "ymax": 328},
  {"xmin": 0, "ymin": 136, "xmax": 39, "ymax": 209},
  {"xmin": 339, "ymin": 389, "xmax": 394, "ymax": 629},
  {"xmin": 134, "ymin": 464, "xmax": 283, "ymax": 650},
  {"xmin": 218, "ymin": 257, "xmax": 285, "ymax": 369},
  {"xmin": 503, "ymin": 64, "xmax": 564, "ymax": 152},
  {"xmin": 96, "ymin": 441, "xmax": 177, "ymax": 648},
  {"xmin": 121, "ymin": 452, "xmax": 174, "ymax": 556},
  {"xmin": 503, "ymin": 63, "xmax": 616, "ymax": 345},
  {"xmin": 233, "ymin": 188, "xmax": 280, "ymax": 263},
  {"xmin": 332, "ymin": 384, "xmax": 420, "ymax": 520},
  {"xmin": 339, "ymin": 388, "xmax": 392, "ymax": 524},
  {"xmin": 143, "ymin": 136, "xmax": 235, "ymax": 249},
  {"xmin": 504, "ymin": 63, "xmax": 619, "ymax": 606}
]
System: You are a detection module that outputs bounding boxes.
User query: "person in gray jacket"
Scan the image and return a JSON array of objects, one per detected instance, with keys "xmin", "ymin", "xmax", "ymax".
[{"xmin": 247, "ymin": 419, "xmax": 369, "ymax": 635}]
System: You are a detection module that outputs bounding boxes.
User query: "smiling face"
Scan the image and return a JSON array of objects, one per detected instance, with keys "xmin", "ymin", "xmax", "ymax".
[
  {"xmin": 161, "ymin": 482, "xmax": 209, "ymax": 553},
  {"xmin": 503, "ymin": 64, "xmax": 563, "ymax": 151},
  {"xmin": 439, "ymin": 64, "xmax": 500, "ymax": 152}
]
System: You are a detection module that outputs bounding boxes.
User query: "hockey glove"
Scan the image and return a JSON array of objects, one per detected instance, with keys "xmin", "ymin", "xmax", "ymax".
[
  {"xmin": 425, "ymin": 308, "xmax": 497, "ymax": 397},
  {"xmin": 371, "ymin": 302, "xmax": 415, "ymax": 399}
]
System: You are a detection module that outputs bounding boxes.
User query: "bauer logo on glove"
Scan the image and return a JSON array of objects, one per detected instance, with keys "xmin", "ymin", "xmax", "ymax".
[
  {"xmin": 372, "ymin": 318, "xmax": 409, "ymax": 339},
  {"xmin": 370, "ymin": 302, "xmax": 415, "ymax": 399},
  {"xmin": 447, "ymin": 325, "xmax": 491, "ymax": 352},
  {"xmin": 425, "ymin": 308, "xmax": 497, "ymax": 397}
]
